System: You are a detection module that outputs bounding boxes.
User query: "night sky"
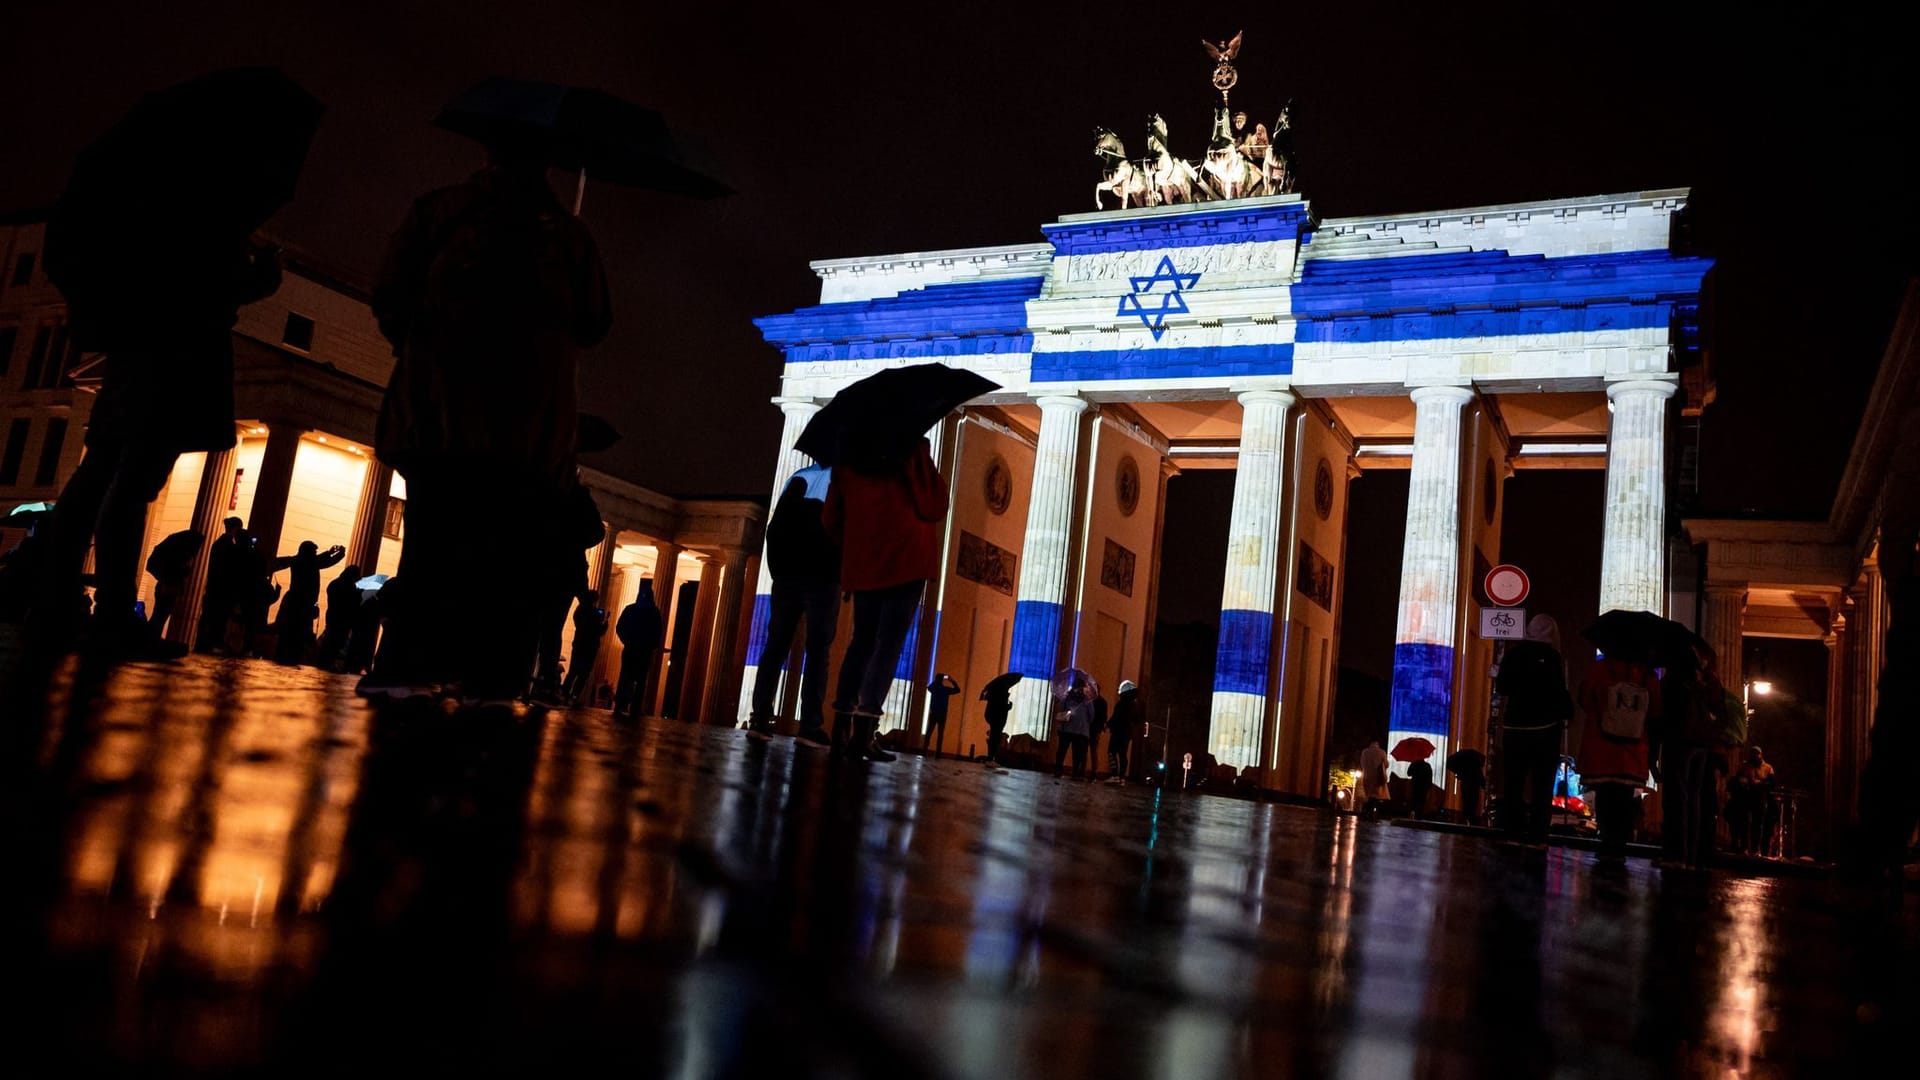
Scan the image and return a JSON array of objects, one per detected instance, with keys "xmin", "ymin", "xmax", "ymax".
[
  {"xmin": 3, "ymin": 2, "xmax": 1912, "ymax": 507},
  {"xmin": 1, "ymin": 2, "xmax": 1912, "ymax": 698}
]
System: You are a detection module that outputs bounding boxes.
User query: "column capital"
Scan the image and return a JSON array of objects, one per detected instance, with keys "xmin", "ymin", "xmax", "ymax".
[
  {"xmin": 1236, "ymin": 388, "xmax": 1297, "ymax": 409},
  {"xmin": 1704, "ymin": 583, "xmax": 1749, "ymax": 600},
  {"xmin": 1031, "ymin": 393, "xmax": 1090, "ymax": 416},
  {"xmin": 1408, "ymin": 384, "xmax": 1475, "ymax": 406},
  {"xmin": 773, "ymin": 396, "xmax": 820, "ymax": 417},
  {"xmin": 1605, "ymin": 377, "xmax": 1678, "ymax": 401}
]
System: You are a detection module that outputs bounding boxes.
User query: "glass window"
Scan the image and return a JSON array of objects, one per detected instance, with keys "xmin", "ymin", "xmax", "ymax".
[
  {"xmin": 0, "ymin": 418, "xmax": 28, "ymax": 485},
  {"xmin": 282, "ymin": 312, "xmax": 315, "ymax": 352},
  {"xmin": 10, "ymin": 253, "xmax": 33, "ymax": 287},
  {"xmin": 22, "ymin": 326, "xmax": 50, "ymax": 389},
  {"xmin": 33, "ymin": 418, "xmax": 67, "ymax": 486},
  {"xmin": 0, "ymin": 326, "xmax": 16, "ymax": 376},
  {"xmin": 382, "ymin": 496, "xmax": 405, "ymax": 540}
]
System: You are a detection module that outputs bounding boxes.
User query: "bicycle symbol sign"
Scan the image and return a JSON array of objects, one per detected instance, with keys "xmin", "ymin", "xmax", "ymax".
[{"xmin": 1478, "ymin": 606, "xmax": 1528, "ymax": 640}]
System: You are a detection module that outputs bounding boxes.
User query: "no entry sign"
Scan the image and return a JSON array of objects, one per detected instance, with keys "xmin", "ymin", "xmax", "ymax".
[{"xmin": 1484, "ymin": 563, "xmax": 1530, "ymax": 607}]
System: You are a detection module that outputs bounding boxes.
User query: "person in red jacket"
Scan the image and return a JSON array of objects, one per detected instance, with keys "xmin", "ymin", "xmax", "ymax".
[
  {"xmin": 1578, "ymin": 644, "xmax": 1662, "ymax": 857},
  {"xmin": 822, "ymin": 435, "xmax": 949, "ymax": 762}
]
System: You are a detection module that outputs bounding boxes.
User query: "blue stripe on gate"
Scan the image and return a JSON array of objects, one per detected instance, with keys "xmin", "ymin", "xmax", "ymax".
[
  {"xmin": 1009, "ymin": 599, "xmax": 1062, "ymax": 681},
  {"xmin": 1213, "ymin": 609, "xmax": 1274, "ymax": 696},
  {"xmin": 1390, "ymin": 641, "xmax": 1455, "ymax": 737}
]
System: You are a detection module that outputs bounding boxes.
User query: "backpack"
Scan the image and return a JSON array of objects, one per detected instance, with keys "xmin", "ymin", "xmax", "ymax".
[
  {"xmin": 1674, "ymin": 678, "xmax": 1727, "ymax": 746},
  {"xmin": 1599, "ymin": 680, "xmax": 1651, "ymax": 740}
]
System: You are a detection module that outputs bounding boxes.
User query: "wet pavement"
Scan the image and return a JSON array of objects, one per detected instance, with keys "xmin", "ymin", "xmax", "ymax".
[{"xmin": 2, "ymin": 654, "xmax": 1916, "ymax": 1078}]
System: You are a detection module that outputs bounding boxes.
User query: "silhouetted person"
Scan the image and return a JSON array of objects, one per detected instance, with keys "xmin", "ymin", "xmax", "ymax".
[
  {"xmin": 271, "ymin": 540, "xmax": 345, "ymax": 664},
  {"xmin": 1108, "ymin": 679, "xmax": 1141, "ymax": 783},
  {"xmin": 1447, "ymin": 747, "xmax": 1487, "ymax": 825},
  {"xmin": 33, "ymin": 238, "xmax": 281, "ymax": 658},
  {"xmin": 1655, "ymin": 643, "xmax": 1733, "ymax": 868},
  {"xmin": 562, "ymin": 591, "xmax": 606, "ymax": 705},
  {"xmin": 532, "ymin": 554, "xmax": 589, "ymax": 704},
  {"xmin": 195, "ymin": 516, "xmax": 249, "ymax": 653},
  {"xmin": 613, "ymin": 581, "xmax": 663, "ymax": 718},
  {"xmin": 1359, "ymin": 740, "xmax": 1391, "ymax": 819},
  {"xmin": 923, "ymin": 673, "xmax": 959, "ymax": 755},
  {"xmin": 361, "ymin": 136, "xmax": 610, "ymax": 704},
  {"xmin": 319, "ymin": 563, "xmax": 363, "ymax": 668},
  {"xmin": 31, "ymin": 68, "xmax": 318, "ymax": 659},
  {"xmin": 1728, "ymin": 745, "xmax": 1777, "ymax": 855},
  {"xmin": 144, "ymin": 528, "xmax": 204, "ymax": 640},
  {"xmin": 1055, "ymin": 688, "xmax": 1095, "ymax": 780},
  {"xmin": 240, "ymin": 536, "xmax": 280, "ymax": 656},
  {"xmin": 823, "ymin": 436, "xmax": 948, "ymax": 763},
  {"xmin": 1496, "ymin": 615, "xmax": 1573, "ymax": 843},
  {"xmin": 1408, "ymin": 757, "xmax": 1434, "ymax": 816},
  {"xmin": 983, "ymin": 681, "xmax": 1013, "ymax": 765},
  {"xmin": 341, "ymin": 580, "xmax": 387, "ymax": 675},
  {"xmin": 746, "ymin": 466, "xmax": 841, "ymax": 745}
]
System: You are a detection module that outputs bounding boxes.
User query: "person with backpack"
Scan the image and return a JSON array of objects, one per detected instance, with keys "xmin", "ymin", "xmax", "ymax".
[
  {"xmin": 982, "ymin": 678, "xmax": 1014, "ymax": 767},
  {"xmin": 360, "ymin": 134, "xmax": 610, "ymax": 704},
  {"xmin": 1579, "ymin": 639, "xmax": 1663, "ymax": 857},
  {"xmin": 1054, "ymin": 685, "xmax": 1096, "ymax": 781},
  {"xmin": 1495, "ymin": 615, "xmax": 1574, "ymax": 844},
  {"xmin": 745, "ymin": 465, "xmax": 841, "ymax": 745}
]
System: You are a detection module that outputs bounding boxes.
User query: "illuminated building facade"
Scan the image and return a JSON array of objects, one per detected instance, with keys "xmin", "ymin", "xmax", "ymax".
[
  {"xmin": 0, "ymin": 214, "xmax": 762, "ymax": 721},
  {"xmin": 746, "ymin": 189, "xmax": 1714, "ymax": 794}
]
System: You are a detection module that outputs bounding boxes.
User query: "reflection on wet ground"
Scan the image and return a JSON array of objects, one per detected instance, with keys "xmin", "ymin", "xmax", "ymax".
[{"xmin": 1, "ymin": 655, "xmax": 1915, "ymax": 1077}]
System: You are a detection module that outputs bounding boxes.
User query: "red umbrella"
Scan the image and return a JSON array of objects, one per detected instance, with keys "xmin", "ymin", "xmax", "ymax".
[{"xmin": 1391, "ymin": 737, "xmax": 1436, "ymax": 762}]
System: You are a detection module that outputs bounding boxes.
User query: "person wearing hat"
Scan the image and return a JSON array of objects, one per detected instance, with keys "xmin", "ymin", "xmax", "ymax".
[{"xmin": 1107, "ymin": 679, "xmax": 1142, "ymax": 783}]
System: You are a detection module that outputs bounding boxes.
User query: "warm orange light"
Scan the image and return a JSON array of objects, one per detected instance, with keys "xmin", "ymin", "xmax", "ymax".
[{"xmin": 1751, "ymin": 680, "xmax": 1773, "ymax": 696}]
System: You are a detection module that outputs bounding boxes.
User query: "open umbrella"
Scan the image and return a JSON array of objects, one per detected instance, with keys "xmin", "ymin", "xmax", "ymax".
[
  {"xmin": 48, "ymin": 67, "xmax": 323, "ymax": 310},
  {"xmin": 577, "ymin": 412, "xmax": 621, "ymax": 453},
  {"xmin": 355, "ymin": 573, "xmax": 391, "ymax": 591},
  {"xmin": 434, "ymin": 78, "xmax": 730, "ymax": 208},
  {"xmin": 7, "ymin": 501, "xmax": 56, "ymax": 521},
  {"xmin": 797, "ymin": 364, "xmax": 1000, "ymax": 468},
  {"xmin": 1053, "ymin": 667, "xmax": 1099, "ymax": 703},
  {"xmin": 1391, "ymin": 736, "xmax": 1436, "ymax": 763},
  {"xmin": 1583, "ymin": 609, "xmax": 1666, "ymax": 662},
  {"xmin": 980, "ymin": 671, "xmax": 1023, "ymax": 700}
]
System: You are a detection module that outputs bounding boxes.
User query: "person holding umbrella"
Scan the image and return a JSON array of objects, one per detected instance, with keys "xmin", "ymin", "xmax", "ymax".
[
  {"xmin": 980, "ymin": 671, "xmax": 1021, "ymax": 765},
  {"xmin": 1107, "ymin": 679, "xmax": 1142, "ymax": 783},
  {"xmin": 35, "ymin": 68, "xmax": 320, "ymax": 659},
  {"xmin": 318, "ymin": 563, "xmax": 363, "ymax": 669},
  {"xmin": 799, "ymin": 363, "xmax": 992, "ymax": 760}
]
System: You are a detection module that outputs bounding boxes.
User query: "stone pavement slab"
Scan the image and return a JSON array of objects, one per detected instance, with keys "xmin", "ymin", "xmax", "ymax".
[{"xmin": 0, "ymin": 654, "xmax": 1914, "ymax": 1077}]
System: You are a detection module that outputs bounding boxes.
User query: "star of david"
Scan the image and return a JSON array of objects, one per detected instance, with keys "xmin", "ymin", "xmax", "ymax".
[{"xmin": 1116, "ymin": 255, "xmax": 1202, "ymax": 341}]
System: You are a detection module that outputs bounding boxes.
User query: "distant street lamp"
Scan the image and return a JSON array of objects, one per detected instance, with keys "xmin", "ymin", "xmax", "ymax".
[{"xmin": 1750, "ymin": 679, "xmax": 1773, "ymax": 697}]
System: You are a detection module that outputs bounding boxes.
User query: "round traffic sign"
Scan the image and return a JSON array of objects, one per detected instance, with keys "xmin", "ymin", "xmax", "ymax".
[{"xmin": 1485, "ymin": 564, "xmax": 1530, "ymax": 607}]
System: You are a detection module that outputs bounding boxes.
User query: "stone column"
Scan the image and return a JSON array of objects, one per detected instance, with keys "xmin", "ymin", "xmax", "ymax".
[
  {"xmin": 701, "ymin": 551, "xmax": 751, "ymax": 726},
  {"xmin": 677, "ymin": 555, "xmax": 723, "ymax": 723},
  {"xmin": 1849, "ymin": 562, "xmax": 1884, "ymax": 783},
  {"xmin": 737, "ymin": 397, "xmax": 820, "ymax": 722},
  {"xmin": 590, "ymin": 522, "xmax": 619, "ymax": 606},
  {"xmin": 247, "ymin": 423, "xmax": 303, "ymax": 561},
  {"xmin": 1824, "ymin": 615, "xmax": 1850, "ymax": 827},
  {"xmin": 165, "ymin": 446, "xmax": 237, "ymax": 646},
  {"xmin": 1598, "ymin": 379, "xmax": 1677, "ymax": 614},
  {"xmin": 1388, "ymin": 385, "xmax": 1475, "ymax": 775},
  {"xmin": 1008, "ymin": 394, "xmax": 1090, "ymax": 737},
  {"xmin": 1207, "ymin": 389, "xmax": 1296, "ymax": 770},
  {"xmin": 649, "ymin": 541, "xmax": 683, "ymax": 718},
  {"xmin": 344, "ymin": 459, "xmax": 394, "ymax": 573},
  {"xmin": 1700, "ymin": 585, "xmax": 1747, "ymax": 691}
]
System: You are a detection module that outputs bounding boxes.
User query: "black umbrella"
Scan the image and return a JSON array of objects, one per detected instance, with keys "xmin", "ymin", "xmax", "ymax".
[
  {"xmin": 798, "ymin": 364, "xmax": 1001, "ymax": 468},
  {"xmin": 1583, "ymin": 609, "xmax": 1666, "ymax": 663},
  {"xmin": 980, "ymin": 671, "xmax": 1024, "ymax": 701},
  {"xmin": 47, "ymin": 67, "xmax": 323, "ymax": 298},
  {"xmin": 577, "ymin": 413, "xmax": 621, "ymax": 453},
  {"xmin": 434, "ymin": 78, "xmax": 730, "ymax": 202},
  {"xmin": 146, "ymin": 529, "xmax": 206, "ymax": 576}
]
